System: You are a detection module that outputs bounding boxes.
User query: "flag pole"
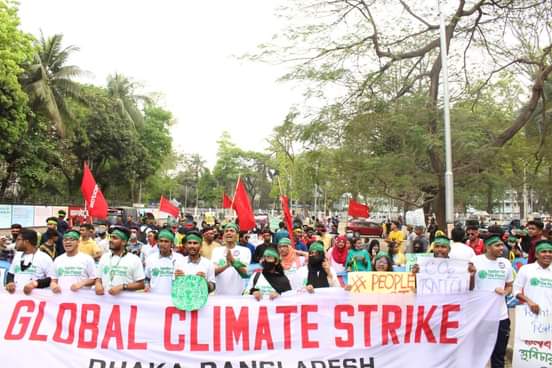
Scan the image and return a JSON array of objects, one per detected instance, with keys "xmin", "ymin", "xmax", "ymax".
[{"xmin": 229, "ymin": 175, "xmax": 241, "ymax": 220}]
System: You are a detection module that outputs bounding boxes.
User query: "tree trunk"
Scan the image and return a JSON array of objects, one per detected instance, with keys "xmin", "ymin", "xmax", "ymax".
[{"xmin": 0, "ymin": 160, "xmax": 17, "ymax": 201}]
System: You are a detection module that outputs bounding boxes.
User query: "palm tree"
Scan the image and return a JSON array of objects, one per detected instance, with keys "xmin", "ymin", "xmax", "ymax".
[
  {"xmin": 106, "ymin": 73, "xmax": 151, "ymax": 129},
  {"xmin": 22, "ymin": 32, "xmax": 86, "ymax": 136}
]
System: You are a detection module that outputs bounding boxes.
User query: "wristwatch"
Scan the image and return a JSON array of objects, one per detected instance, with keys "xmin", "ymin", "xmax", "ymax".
[{"xmin": 123, "ymin": 283, "xmax": 128, "ymax": 290}]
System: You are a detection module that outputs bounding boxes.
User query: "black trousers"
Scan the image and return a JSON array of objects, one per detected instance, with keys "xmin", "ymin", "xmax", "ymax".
[{"xmin": 491, "ymin": 318, "xmax": 510, "ymax": 368}]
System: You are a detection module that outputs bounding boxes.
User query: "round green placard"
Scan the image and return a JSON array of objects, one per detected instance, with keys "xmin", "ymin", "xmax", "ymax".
[{"xmin": 171, "ymin": 274, "xmax": 209, "ymax": 311}]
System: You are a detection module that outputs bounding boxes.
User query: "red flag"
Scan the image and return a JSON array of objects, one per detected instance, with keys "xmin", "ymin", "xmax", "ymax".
[
  {"xmin": 222, "ymin": 193, "xmax": 233, "ymax": 209},
  {"xmin": 232, "ymin": 178, "xmax": 256, "ymax": 231},
  {"xmin": 280, "ymin": 195, "xmax": 295, "ymax": 248},
  {"xmin": 159, "ymin": 196, "xmax": 180, "ymax": 218},
  {"xmin": 348, "ymin": 199, "xmax": 370, "ymax": 218},
  {"xmin": 80, "ymin": 162, "xmax": 108, "ymax": 219}
]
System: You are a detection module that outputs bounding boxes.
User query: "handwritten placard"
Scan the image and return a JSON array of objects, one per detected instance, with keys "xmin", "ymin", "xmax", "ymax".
[
  {"xmin": 405, "ymin": 252, "xmax": 432, "ymax": 272},
  {"xmin": 415, "ymin": 257, "xmax": 470, "ymax": 295},
  {"xmin": 513, "ymin": 305, "xmax": 552, "ymax": 367},
  {"xmin": 348, "ymin": 271, "xmax": 415, "ymax": 294}
]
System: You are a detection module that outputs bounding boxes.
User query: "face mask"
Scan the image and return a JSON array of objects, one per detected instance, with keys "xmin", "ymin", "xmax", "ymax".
[
  {"xmin": 308, "ymin": 254, "xmax": 324, "ymax": 266},
  {"xmin": 130, "ymin": 233, "xmax": 137, "ymax": 240},
  {"xmin": 262, "ymin": 261, "xmax": 276, "ymax": 272}
]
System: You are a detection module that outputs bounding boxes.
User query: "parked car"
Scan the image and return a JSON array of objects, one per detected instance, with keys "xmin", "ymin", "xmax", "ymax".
[{"xmin": 346, "ymin": 220, "xmax": 383, "ymax": 237}]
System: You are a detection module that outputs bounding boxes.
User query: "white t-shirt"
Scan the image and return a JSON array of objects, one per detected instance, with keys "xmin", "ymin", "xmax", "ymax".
[
  {"xmin": 449, "ymin": 242, "xmax": 476, "ymax": 261},
  {"xmin": 513, "ymin": 262, "xmax": 552, "ymax": 309},
  {"xmin": 140, "ymin": 243, "xmax": 159, "ymax": 263},
  {"xmin": 471, "ymin": 254, "xmax": 514, "ymax": 320},
  {"xmin": 97, "ymin": 252, "xmax": 145, "ymax": 289},
  {"xmin": 9, "ymin": 250, "xmax": 55, "ymax": 288},
  {"xmin": 211, "ymin": 245, "xmax": 251, "ymax": 295},
  {"xmin": 144, "ymin": 251, "xmax": 185, "ymax": 294},
  {"xmin": 292, "ymin": 265, "xmax": 339, "ymax": 290},
  {"xmin": 174, "ymin": 256, "xmax": 216, "ymax": 284},
  {"xmin": 53, "ymin": 252, "xmax": 97, "ymax": 291}
]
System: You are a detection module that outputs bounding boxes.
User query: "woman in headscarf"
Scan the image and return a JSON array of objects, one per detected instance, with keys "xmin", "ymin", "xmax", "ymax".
[
  {"xmin": 278, "ymin": 238, "xmax": 305, "ymax": 277},
  {"xmin": 292, "ymin": 241, "xmax": 339, "ymax": 292},
  {"xmin": 245, "ymin": 247, "xmax": 291, "ymax": 301},
  {"xmin": 326, "ymin": 235, "xmax": 349, "ymax": 273},
  {"xmin": 373, "ymin": 251, "xmax": 394, "ymax": 272}
]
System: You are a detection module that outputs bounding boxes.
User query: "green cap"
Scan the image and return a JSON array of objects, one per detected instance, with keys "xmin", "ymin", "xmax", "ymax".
[
  {"xmin": 63, "ymin": 230, "xmax": 80, "ymax": 241},
  {"xmin": 484, "ymin": 235, "xmax": 502, "ymax": 247},
  {"xmin": 224, "ymin": 223, "xmax": 239, "ymax": 232},
  {"xmin": 186, "ymin": 233, "xmax": 202, "ymax": 243},
  {"xmin": 433, "ymin": 236, "xmax": 450, "ymax": 248},
  {"xmin": 375, "ymin": 251, "xmax": 391, "ymax": 262},
  {"xmin": 508, "ymin": 236, "xmax": 517, "ymax": 243},
  {"xmin": 309, "ymin": 241, "xmax": 324, "ymax": 253},
  {"xmin": 158, "ymin": 229, "xmax": 175, "ymax": 243},
  {"xmin": 111, "ymin": 229, "xmax": 129, "ymax": 242},
  {"xmin": 263, "ymin": 247, "xmax": 280, "ymax": 260},
  {"xmin": 278, "ymin": 237, "xmax": 291, "ymax": 247},
  {"xmin": 536, "ymin": 240, "xmax": 552, "ymax": 254}
]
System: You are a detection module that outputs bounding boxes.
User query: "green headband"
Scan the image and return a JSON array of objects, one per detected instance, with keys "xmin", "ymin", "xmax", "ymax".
[
  {"xmin": 508, "ymin": 236, "xmax": 517, "ymax": 242},
  {"xmin": 186, "ymin": 234, "xmax": 202, "ymax": 243},
  {"xmin": 158, "ymin": 229, "xmax": 175, "ymax": 243},
  {"xmin": 47, "ymin": 220, "xmax": 57, "ymax": 225},
  {"xmin": 309, "ymin": 242, "xmax": 324, "ymax": 253},
  {"xmin": 111, "ymin": 229, "xmax": 129, "ymax": 242},
  {"xmin": 484, "ymin": 236, "xmax": 502, "ymax": 247},
  {"xmin": 63, "ymin": 231, "xmax": 80, "ymax": 241},
  {"xmin": 263, "ymin": 247, "xmax": 280, "ymax": 260},
  {"xmin": 536, "ymin": 241, "xmax": 552, "ymax": 254},
  {"xmin": 224, "ymin": 223, "xmax": 239, "ymax": 232},
  {"xmin": 433, "ymin": 236, "xmax": 450, "ymax": 248},
  {"xmin": 278, "ymin": 237, "xmax": 291, "ymax": 246},
  {"xmin": 375, "ymin": 251, "xmax": 391, "ymax": 262}
]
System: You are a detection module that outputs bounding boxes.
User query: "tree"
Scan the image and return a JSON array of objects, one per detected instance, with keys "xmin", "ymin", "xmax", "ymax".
[
  {"xmin": 21, "ymin": 32, "xmax": 85, "ymax": 136},
  {"xmin": 106, "ymin": 73, "xmax": 151, "ymax": 129},
  {"xmin": 252, "ymin": 0, "xmax": 552, "ymax": 226}
]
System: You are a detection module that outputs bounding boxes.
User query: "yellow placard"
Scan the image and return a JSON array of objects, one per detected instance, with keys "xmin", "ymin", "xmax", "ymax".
[{"xmin": 348, "ymin": 271, "xmax": 415, "ymax": 294}]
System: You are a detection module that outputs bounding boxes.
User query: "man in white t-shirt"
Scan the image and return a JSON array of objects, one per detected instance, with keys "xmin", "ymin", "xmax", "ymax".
[
  {"xmin": 144, "ymin": 229, "xmax": 184, "ymax": 294},
  {"xmin": 513, "ymin": 240, "xmax": 552, "ymax": 315},
  {"xmin": 449, "ymin": 227, "xmax": 476, "ymax": 261},
  {"xmin": 174, "ymin": 231, "xmax": 215, "ymax": 293},
  {"xmin": 471, "ymin": 235, "xmax": 513, "ymax": 368},
  {"xmin": 95, "ymin": 226, "xmax": 145, "ymax": 295},
  {"xmin": 212, "ymin": 223, "xmax": 250, "ymax": 295},
  {"xmin": 5, "ymin": 228, "xmax": 54, "ymax": 295},
  {"xmin": 50, "ymin": 230, "xmax": 97, "ymax": 293}
]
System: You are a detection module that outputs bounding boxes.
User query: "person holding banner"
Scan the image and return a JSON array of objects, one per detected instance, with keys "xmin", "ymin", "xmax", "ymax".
[
  {"xmin": 212, "ymin": 223, "xmax": 250, "ymax": 295},
  {"xmin": 50, "ymin": 230, "xmax": 97, "ymax": 293},
  {"xmin": 346, "ymin": 237, "xmax": 372, "ymax": 272},
  {"xmin": 513, "ymin": 240, "xmax": 552, "ymax": 315},
  {"xmin": 471, "ymin": 235, "xmax": 513, "ymax": 368},
  {"xmin": 174, "ymin": 231, "xmax": 216, "ymax": 293},
  {"xmin": 245, "ymin": 247, "xmax": 291, "ymax": 300},
  {"xmin": 144, "ymin": 229, "xmax": 185, "ymax": 294},
  {"xmin": 293, "ymin": 241, "xmax": 339, "ymax": 292},
  {"xmin": 5, "ymin": 229, "xmax": 54, "ymax": 295},
  {"xmin": 95, "ymin": 225, "xmax": 145, "ymax": 296}
]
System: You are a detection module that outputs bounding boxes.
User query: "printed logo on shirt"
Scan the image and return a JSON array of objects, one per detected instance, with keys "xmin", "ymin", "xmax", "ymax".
[
  {"xmin": 103, "ymin": 266, "xmax": 128, "ymax": 276},
  {"xmin": 15, "ymin": 264, "xmax": 36, "ymax": 274},
  {"xmin": 57, "ymin": 267, "xmax": 84, "ymax": 277},
  {"xmin": 478, "ymin": 269, "xmax": 505, "ymax": 281},
  {"xmin": 151, "ymin": 267, "xmax": 173, "ymax": 277},
  {"xmin": 530, "ymin": 277, "xmax": 552, "ymax": 288},
  {"xmin": 217, "ymin": 259, "xmax": 226, "ymax": 267}
]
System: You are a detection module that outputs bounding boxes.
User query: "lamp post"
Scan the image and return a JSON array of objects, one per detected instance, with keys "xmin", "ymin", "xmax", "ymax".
[{"xmin": 438, "ymin": 0, "xmax": 454, "ymax": 225}]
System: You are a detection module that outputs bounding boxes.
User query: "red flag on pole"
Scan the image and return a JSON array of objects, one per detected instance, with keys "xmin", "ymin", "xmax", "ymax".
[
  {"xmin": 232, "ymin": 177, "xmax": 256, "ymax": 231},
  {"xmin": 159, "ymin": 196, "xmax": 180, "ymax": 218},
  {"xmin": 348, "ymin": 199, "xmax": 370, "ymax": 218},
  {"xmin": 280, "ymin": 195, "xmax": 295, "ymax": 247},
  {"xmin": 222, "ymin": 193, "xmax": 233, "ymax": 209},
  {"xmin": 80, "ymin": 162, "xmax": 108, "ymax": 219}
]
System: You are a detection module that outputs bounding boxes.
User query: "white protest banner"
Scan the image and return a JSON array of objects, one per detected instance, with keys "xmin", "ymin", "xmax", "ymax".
[
  {"xmin": 416, "ymin": 257, "xmax": 470, "ymax": 295},
  {"xmin": 513, "ymin": 305, "xmax": 552, "ymax": 367},
  {"xmin": 0, "ymin": 288, "xmax": 502, "ymax": 368},
  {"xmin": 405, "ymin": 253, "xmax": 432, "ymax": 272}
]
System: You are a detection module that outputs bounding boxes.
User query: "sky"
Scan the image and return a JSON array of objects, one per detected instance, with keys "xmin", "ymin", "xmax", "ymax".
[{"xmin": 17, "ymin": 0, "xmax": 303, "ymax": 168}]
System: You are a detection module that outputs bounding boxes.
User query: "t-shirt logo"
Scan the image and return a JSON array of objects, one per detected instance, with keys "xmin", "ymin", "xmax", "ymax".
[
  {"xmin": 58, "ymin": 268, "xmax": 64, "ymax": 276},
  {"xmin": 14, "ymin": 264, "xmax": 21, "ymax": 273},
  {"xmin": 152, "ymin": 268, "xmax": 160, "ymax": 277},
  {"xmin": 530, "ymin": 277, "xmax": 540, "ymax": 286},
  {"xmin": 478, "ymin": 270, "xmax": 488, "ymax": 279},
  {"xmin": 217, "ymin": 259, "xmax": 226, "ymax": 267},
  {"xmin": 103, "ymin": 266, "xmax": 110, "ymax": 275}
]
